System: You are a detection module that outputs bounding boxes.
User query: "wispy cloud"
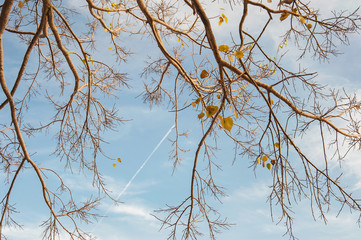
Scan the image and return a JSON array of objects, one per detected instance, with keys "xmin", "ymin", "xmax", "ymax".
[
  {"xmin": 2, "ymin": 226, "xmax": 42, "ymax": 240},
  {"xmin": 110, "ymin": 203, "xmax": 154, "ymax": 221},
  {"xmin": 224, "ymin": 183, "xmax": 270, "ymax": 202},
  {"xmin": 3, "ymin": 223, "xmax": 68, "ymax": 240},
  {"xmin": 89, "ymin": 201, "xmax": 168, "ymax": 240}
]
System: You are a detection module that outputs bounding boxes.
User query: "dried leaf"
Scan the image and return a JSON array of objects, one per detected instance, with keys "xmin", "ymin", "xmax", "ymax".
[
  {"xmin": 206, "ymin": 105, "xmax": 219, "ymax": 118},
  {"xmin": 218, "ymin": 17, "xmax": 224, "ymax": 26},
  {"xmin": 299, "ymin": 16, "xmax": 306, "ymax": 24},
  {"xmin": 200, "ymin": 70, "xmax": 209, "ymax": 79},
  {"xmin": 280, "ymin": 12, "xmax": 289, "ymax": 21},
  {"xmin": 222, "ymin": 14, "xmax": 228, "ymax": 23},
  {"xmin": 266, "ymin": 163, "xmax": 272, "ymax": 170},
  {"xmin": 231, "ymin": 105, "xmax": 239, "ymax": 118},
  {"xmin": 219, "ymin": 44, "xmax": 229, "ymax": 52},
  {"xmin": 221, "ymin": 116, "xmax": 233, "ymax": 132},
  {"xmin": 235, "ymin": 50, "xmax": 244, "ymax": 59}
]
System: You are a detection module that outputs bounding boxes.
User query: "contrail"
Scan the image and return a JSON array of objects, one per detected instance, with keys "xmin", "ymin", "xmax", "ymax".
[
  {"xmin": 115, "ymin": 124, "xmax": 175, "ymax": 200},
  {"xmin": 91, "ymin": 124, "xmax": 175, "ymax": 232}
]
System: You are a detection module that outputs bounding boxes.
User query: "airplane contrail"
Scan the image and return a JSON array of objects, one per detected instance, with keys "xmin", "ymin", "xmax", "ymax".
[
  {"xmin": 91, "ymin": 124, "xmax": 175, "ymax": 232},
  {"xmin": 115, "ymin": 124, "xmax": 175, "ymax": 200}
]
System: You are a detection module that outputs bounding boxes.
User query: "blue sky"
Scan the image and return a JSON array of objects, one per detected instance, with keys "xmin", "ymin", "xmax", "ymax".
[{"xmin": 1, "ymin": 0, "xmax": 361, "ymax": 239}]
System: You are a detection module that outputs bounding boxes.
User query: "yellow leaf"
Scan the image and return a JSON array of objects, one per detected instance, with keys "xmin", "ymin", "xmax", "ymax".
[
  {"xmin": 198, "ymin": 112, "xmax": 205, "ymax": 119},
  {"xmin": 218, "ymin": 44, "xmax": 229, "ymax": 52},
  {"xmin": 195, "ymin": 97, "xmax": 201, "ymax": 104},
  {"xmin": 227, "ymin": 54, "xmax": 234, "ymax": 62},
  {"xmin": 104, "ymin": 28, "xmax": 108, "ymax": 32},
  {"xmin": 307, "ymin": 23, "xmax": 312, "ymax": 29},
  {"xmin": 222, "ymin": 14, "xmax": 228, "ymax": 23},
  {"xmin": 82, "ymin": 59, "xmax": 86, "ymax": 64},
  {"xmin": 257, "ymin": 157, "xmax": 261, "ymax": 164},
  {"xmin": 270, "ymin": 99, "xmax": 274, "ymax": 105},
  {"xmin": 280, "ymin": 12, "xmax": 289, "ymax": 21},
  {"xmin": 299, "ymin": 16, "xmax": 306, "ymax": 24},
  {"xmin": 112, "ymin": 163, "xmax": 116, "ymax": 167},
  {"xmin": 18, "ymin": 1, "xmax": 24, "ymax": 8},
  {"xmin": 235, "ymin": 50, "xmax": 244, "ymax": 59},
  {"xmin": 266, "ymin": 163, "xmax": 272, "ymax": 170},
  {"xmin": 292, "ymin": 8, "xmax": 298, "ymax": 13},
  {"xmin": 192, "ymin": 102, "xmax": 196, "ymax": 108},
  {"xmin": 262, "ymin": 156, "xmax": 268, "ymax": 162},
  {"xmin": 108, "ymin": 47, "xmax": 113, "ymax": 50},
  {"xmin": 231, "ymin": 105, "xmax": 239, "ymax": 118},
  {"xmin": 221, "ymin": 116, "xmax": 233, "ymax": 132},
  {"xmin": 274, "ymin": 142, "xmax": 280, "ymax": 148},
  {"xmin": 200, "ymin": 70, "xmax": 209, "ymax": 79},
  {"xmin": 181, "ymin": 42, "xmax": 185, "ymax": 47},
  {"xmin": 216, "ymin": 94, "xmax": 221, "ymax": 99},
  {"xmin": 218, "ymin": 17, "xmax": 224, "ymax": 26},
  {"xmin": 117, "ymin": 158, "xmax": 121, "ymax": 163},
  {"xmin": 206, "ymin": 105, "xmax": 219, "ymax": 118},
  {"xmin": 111, "ymin": 2, "xmax": 117, "ymax": 8}
]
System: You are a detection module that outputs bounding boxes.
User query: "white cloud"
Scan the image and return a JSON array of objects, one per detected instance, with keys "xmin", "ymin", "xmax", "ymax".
[
  {"xmin": 2, "ymin": 226, "xmax": 42, "ymax": 240},
  {"xmin": 110, "ymin": 203, "xmax": 154, "ymax": 221},
  {"xmin": 343, "ymin": 150, "xmax": 361, "ymax": 191},
  {"xmin": 292, "ymin": 123, "xmax": 361, "ymax": 192},
  {"xmin": 289, "ymin": 207, "xmax": 361, "ymax": 240},
  {"xmin": 224, "ymin": 183, "xmax": 270, "ymax": 202},
  {"xmin": 62, "ymin": 173, "xmax": 99, "ymax": 192},
  {"xmin": 89, "ymin": 201, "xmax": 168, "ymax": 240},
  {"xmin": 2, "ymin": 223, "xmax": 69, "ymax": 240}
]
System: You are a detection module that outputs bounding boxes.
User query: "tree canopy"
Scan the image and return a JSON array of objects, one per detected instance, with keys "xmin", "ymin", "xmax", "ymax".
[{"xmin": 1, "ymin": 0, "xmax": 361, "ymax": 239}]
